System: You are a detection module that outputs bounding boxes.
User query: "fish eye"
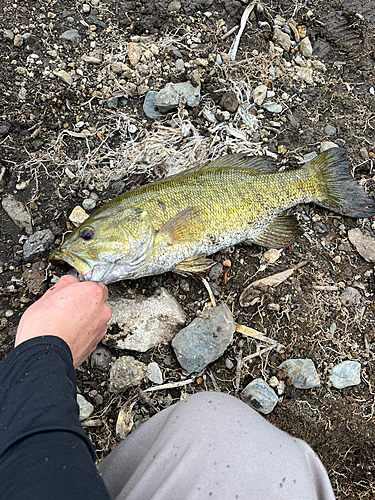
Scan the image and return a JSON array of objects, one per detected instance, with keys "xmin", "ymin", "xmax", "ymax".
[{"xmin": 80, "ymin": 227, "xmax": 95, "ymax": 241}]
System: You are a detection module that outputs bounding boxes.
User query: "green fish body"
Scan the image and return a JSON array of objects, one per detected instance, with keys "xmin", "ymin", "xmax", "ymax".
[{"xmin": 50, "ymin": 148, "xmax": 375, "ymax": 284}]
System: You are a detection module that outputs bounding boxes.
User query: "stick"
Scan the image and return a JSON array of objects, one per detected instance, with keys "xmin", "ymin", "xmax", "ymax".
[
  {"xmin": 202, "ymin": 277, "xmax": 217, "ymax": 307},
  {"xmin": 221, "ymin": 25, "xmax": 239, "ymax": 40},
  {"xmin": 242, "ymin": 344, "xmax": 275, "ymax": 364},
  {"xmin": 144, "ymin": 379, "xmax": 194, "ymax": 392},
  {"xmin": 228, "ymin": 2, "xmax": 257, "ymax": 61},
  {"xmin": 236, "ymin": 323, "xmax": 277, "ymax": 344}
]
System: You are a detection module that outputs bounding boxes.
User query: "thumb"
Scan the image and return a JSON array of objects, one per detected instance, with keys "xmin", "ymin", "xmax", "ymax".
[{"xmin": 49, "ymin": 275, "xmax": 80, "ymax": 292}]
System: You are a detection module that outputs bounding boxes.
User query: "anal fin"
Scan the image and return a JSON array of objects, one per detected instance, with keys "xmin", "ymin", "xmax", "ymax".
[
  {"xmin": 250, "ymin": 215, "xmax": 303, "ymax": 248},
  {"xmin": 174, "ymin": 254, "xmax": 215, "ymax": 275}
]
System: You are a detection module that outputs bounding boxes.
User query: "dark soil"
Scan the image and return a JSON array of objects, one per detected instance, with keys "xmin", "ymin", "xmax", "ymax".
[{"xmin": 1, "ymin": 1, "xmax": 375, "ymax": 498}]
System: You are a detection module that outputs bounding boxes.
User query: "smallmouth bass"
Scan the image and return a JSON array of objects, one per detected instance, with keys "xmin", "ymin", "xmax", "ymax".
[{"xmin": 50, "ymin": 148, "xmax": 375, "ymax": 284}]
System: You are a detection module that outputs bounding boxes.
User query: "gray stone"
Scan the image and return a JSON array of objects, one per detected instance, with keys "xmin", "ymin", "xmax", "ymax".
[
  {"xmin": 82, "ymin": 3, "xmax": 90, "ymax": 12},
  {"xmin": 91, "ymin": 346, "xmax": 112, "ymax": 371},
  {"xmin": 359, "ymin": 147, "xmax": 369, "ymax": 160},
  {"xmin": 279, "ymin": 359, "xmax": 320, "ymax": 389},
  {"xmin": 216, "ymin": 54, "xmax": 222, "ymax": 65},
  {"xmin": 175, "ymin": 59, "xmax": 185, "ymax": 71},
  {"xmin": 23, "ymin": 229, "xmax": 54, "ymax": 262},
  {"xmin": 324, "ymin": 125, "xmax": 336, "ymax": 136},
  {"xmin": 82, "ymin": 198, "xmax": 96, "ymax": 211},
  {"xmin": 143, "ymin": 91, "xmax": 164, "ymax": 120},
  {"xmin": 0, "ymin": 121, "xmax": 11, "ymax": 136},
  {"xmin": 329, "ymin": 361, "xmax": 361, "ymax": 389},
  {"xmin": 300, "ymin": 37, "xmax": 313, "ymax": 57},
  {"xmin": 253, "ymin": 84, "xmax": 268, "ymax": 106},
  {"xmin": 241, "ymin": 379, "xmax": 278, "ymax": 414},
  {"xmin": 154, "ymin": 82, "xmax": 201, "ymax": 113},
  {"xmin": 168, "ymin": 1, "xmax": 181, "ymax": 12},
  {"xmin": 3, "ymin": 29, "xmax": 14, "ymax": 40},
  {"xmin": 59, "ymin": 29, "xmax": 81, "ymax": 49},
  {"xmin": 219, "ymin": 91, "xmax": 239, "ymax": 113},
  {"xmin": 104, "ymin": 288, "xmax": 186, "ymax": 352},
  {"xmin": 273, "ymin": 28, "xmax": 291, "ymax": 52},
  {"xmin": 263, "ymin": 102, "xmax": 282, "ymax": 113},
  {"xmin": 209, "ymin": 263, "xmax": 223, "ymax": 281},
  {"xmin": 2, "ymin": 195, "xmax": 32, "ymax": 234},
  {"xmin": 77, "ymin": 394, "xmax": 94, "ymax": 421},
  {"xmin": 320, "ymin": 141, "xmax": 338, "ymax": 152},
  {"xmin": 348, "ymin": 228, "xmax": 375, "ymax": 263},
  {"xmin": 172, "ymin": 303, "xmax": 236, "ymax": 373},
  {"xmin": 82, "ymin": 55, "xmax": 101, "ymax": 64},
  {"xmin": 225, "ymin": 358, "xmax": 234, "ymax": 369},
  {"xmin": 311, "ymin": 60, "xmax": 326, "ymax": 72},
  {"xmin": 296, "ymin": 67, "xmax": 313, "ymax": 84},
  {"xmin": 109, "ymin": 356, "xmax": 147, "ymax": 393},
  {"xmin": 340, "ymin": 287, "xmax": 361, "ymax": 307},
  {"xmin": 53, "ymin": 70, "xmax": 73, "ymax": 85},
  {"xmin": 147, "ymin": 362, "xmax": 163, "ymax": 384},
  {"xmin": 107, "ymin": 97, "xmax": 118, "ymax": 109},
  {"xmin": 202, "ymin": 108, "xmax": 216, "ymax": 123}
]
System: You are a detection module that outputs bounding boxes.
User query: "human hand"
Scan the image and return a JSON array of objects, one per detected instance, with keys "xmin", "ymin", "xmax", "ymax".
[{"xmin": 15, "ymin": 275, "xmax": 112, "ymax": 368}]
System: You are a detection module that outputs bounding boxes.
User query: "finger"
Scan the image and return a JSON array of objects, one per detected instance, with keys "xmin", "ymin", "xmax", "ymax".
[{"xmin": 50, "ymin": 275, "xmax": 80, "ymax": 292}]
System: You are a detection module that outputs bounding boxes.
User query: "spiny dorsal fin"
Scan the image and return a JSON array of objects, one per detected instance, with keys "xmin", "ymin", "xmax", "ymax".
[
  {"xmin": 250, "ymin": 215, "xmax": 303, "ymax": 248},
  {"xmin": 157, "ymin": 207, "xmax": 201, "ymax": 244},
  {"xmin": 174, "ymin": 254, "xmax": 215, "ymax": 275}
]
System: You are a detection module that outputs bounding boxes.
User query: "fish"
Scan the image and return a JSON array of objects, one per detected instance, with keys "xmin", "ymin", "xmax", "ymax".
[{"xmin": 50, "ymin": 147, "xmax": 375, "ymax": 284}]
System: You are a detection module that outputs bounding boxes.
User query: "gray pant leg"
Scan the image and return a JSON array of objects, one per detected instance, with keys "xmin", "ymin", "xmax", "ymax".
[{"xmin": 98, "ymin": 392, "xmax": 335, "ymax": 500}]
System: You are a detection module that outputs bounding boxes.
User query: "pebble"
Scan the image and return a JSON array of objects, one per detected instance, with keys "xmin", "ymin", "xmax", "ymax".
[
  {"xmin": 296, "ymin": 67, "xmax": 313, "ymax": 84},
  {"xmin": 263, "ymin": 102, "xmax": 282, "ymax": 113},
  {"xmin": 324, "ymin": 125, "xmax": 336, "ymax": 136},
  {"xmin": 109, "ymin": 356, "xmax": 147, "ymax": 393},
  {"xmin": 219, "ymin": 91, "xmax": 239, "ymax": 113},
  {"xmin": 171, "ymin": 303, "xmax": 236, "ymax": 373},
  {"xmin": 202, "ymin": 108, "xmax": 216, "ymax": 123},
  {"xmin": 69, "ymin": 206, "xmax": 89, "ymax": 227},
  {"xmin": 91, "ymin": 346, "xmax": 112, "ymax": 371},
  {"xmin": 23, "ymin": 229, "xmax": 55, "ymax": 262},
  {"xmin": 279, "ymin": 359, "xmax": 320, "ymax": 389},
  {"xmin": 225, "ymin": 358, "xmax": 234, "ymax": 369},
  {"xmin": 2, "ymin": 195, "xmax": 32, "ymax": 234},
  {"xmin": 59, "ymin": 29, "xmax": 81, "ymax": 49},
  {"xmin": 168, "ymin": 0, "xmax": 181, "ymax": 12},
  {"xmin": 81, "ymin": 198, "xmax": 96, "ymax": 211},
  {"xmin": 154, "ymin": 82, "xmax": 201, "ymax": 113},
  {"xmin": 329, "ymin": 361, "xmax": 361, "ymax": 389},
  {"xmin": 209, "ymin": 263, "xmax": 223, "ymax": 281},
  {"xmin": 77, "ymin": 394, "xmax": 94, "ymax": 421},
  {"xmin": 348, "ymin": 228, "xmax": 375, "ymax": 262},
  {"xmin": 0, "ymin": 121, "xmax": 11, "ymax": 137},
  {"xmin": 359, "ymin": 147, "xmax": 369, "ymax": 160},
  {"xmin": 216, "ymin": 54, "xmax": 222, "ymax": 65},
  {"xmin": 175, "ymin": 59, "xmax": 185, "ymax": 71},
  {"xmin": 263, "ymin": 248, "xmax": 281, "ymax": 264},
  {"xmin": 147, "ymin": 362, "xmax": 163, "ymax": 384},
  {"xmin": 53, "ymin": 70, "xmax": 73, "ymax": 85},
  {"xmin": 106, "ymin": 97, "xmax": 118, "ymax": 109},
  {"xmin": 3, "ymin": 29, "xmax": 14, "ymax": 40},
  {"xmin": 273, "ymin": 28, "xmax": 291, "ymax": 52},
  {"xmin": 127, "ymin": 42, "xmax": 142, "ymax": 66},
  {"xmin": 82, "ymin": 55, "xmax": 101, "ymax": 64},
  {"xmin": 300, "ymin": 37, "xmax": 313, "ymax": 57},
  {"xmin": 241, "ymin": 379, "xmax": 278, "ymax": 414},
  {"xmin": 105, "ymin": 288, "xmax": 186, "ymax": 352},
  {"xmin": 253, "ymin": 84, "xmax": 268, "ymax": 106},
  {"xmin": 143, "ymin": 91, "xmax": 164, "ymax": 120},
  {"xmin": 320, "ymin": 141, "xmax": 338, "ymax": 152},
  {"xmin": 82, "ymin": 3, "xmax": 90, "ymax": 13},
  {"xmin": 14, "ymin": 34, "xmax": 23, "ymax": 47},
  {"xmin": 5, "ymin": 310, "xmax": 14, "ymax": 318},
  {"xmin": 340, "ymin": 287, "xmax": 361, "ymax": 307}
]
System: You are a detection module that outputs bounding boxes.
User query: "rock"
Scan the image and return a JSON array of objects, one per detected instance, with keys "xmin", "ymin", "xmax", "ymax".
[
  {"xmin": 0, "ymin": 121, "xmax": 11, "ymax": 136},
  {"xmin": 175, "ymin": 59, "xmax": 185, "ymax": 71},
  {"xmin": 241, "ymin": 379, "xmax": 278, "ymax": 414},
  {"xmin": 296, "ymin": 67, "xmax": 313, "ymax": 84},
  {"xmin": 104, "ymin": 288, "xmax": 186, "ymax": 352},
  {"xmin": 82, "ymin": 198, "xmax": 96, "ymax": 211},
  {"xmin": 348, "ymin": 228, "xmax": 375, "ymax": 262},
  {"xmin": 77, "ymin": 394, "xmax": 94, "ymax": 421},
  {"xmin": 279, "ymin": 359, "xmax": 320, "ymax": 389},
  {"xmin": 82, "ymin": 3, "xmax": 90, "ymax": 13},
  {"xmin": 147, "ymin": 362, "xmax": 163, "ymax": 384},
  {"xmin": 168, "ymin": 1, "xmax": 181, "ymax": 12},
  {"xmin": 91, "ymin": 346, "xmax": 112, "ymax": 371},
  {"xmin": 359, "ymin": 147, "xmax": 369, "ymax": 160},
  {"xmin": 87, "ymin": 14, "xmax": 107, "ymax": 29},
  {"xmin": 311, "ymin": 60, "xmax": 327, "ymax": 72},
  {"xmin": 3, "ymin": 29, "xmax": 14, "ymax": 40},
  {"xmin": 13, "ymin": 33, "xmax": 23, "ymax": 47},
  {"xmin": 202, "ymin": 108, "xmax": 216, "ymax": 123},
  {"xmin": 2, "ymin": 195, "xmax": 32, "ymax": 234},
  {"xmin": 106, "ymin": 97, "xmax": 118, "ymax": 109},
  {"xmin": 300, "ymin": 37, "xmax": 313, "ymax": 57},
  {"xmin": 294, "ymin": 54, "xmax": 306, "ymax": 66},
  {"xmin": 263, "ymin": 248, "xmax": 281, "ymax": 264},
  {"xmin": 22, "ymin": 264, "xmax": 46, "ymax": 295},
  {"xmin": 69, "ymin": 206, "xmax": 89, "ymax": 227},
  {"xmin": 320, "ymin": 141, "xmax": 338, "ymax": 152},
  {"xmin": 154, "ymin": 82, "xmax": 201, "ymax": 113},
  {"xmin": 143, "ymin": 91, "xmax": 164, "ymax": 120},
  {"xmin": 111, "ymin": 62, "xmax": 125, "ymax": 74},
  {"xmin": 127, "ymin": 42, "xmax": 142, "ymax": 66},
  {"xmin": 225, "ymin": 358, "xmax": 234, "ymax": 369},
  {"xmin": 273, "ymin": 28, "xmax": 291, "ymax": 52},
  {"xmin": 263, "ymin": 102, "xmax": 282, "ymax": 113},
  {"xmin": 219, "ymin": 91, "xmax": 239, "ymax": 113},
  {"xmin": 253, "ymin": 84, "xmax": 268, "ymax": 106},
  {"xmin": 81, "ymin": 55, "xmax": 101, "ymax": 64},
  {"xmin": 53, "ymin": 70, "xmax": 73, "ymax": 85},
  {"xmin": 59, "ymin": 29, "xmax": 81, "ymax": 48},
  {"xmin": 23, "ymin": 229, "xmax": 55, "ymax": 262},
  {"xmin": 209, "ymin": 263, "xmax": 223, "ymax": 281},
  {"xmin": 109, "ymin": 356, "xmax": 147, "ymax": 393},
  {"xmin": 324, "ymin": 125, "xmax": 336, "ymax": 136},
  {"xmin": 329, "ymin": 361, "xmax": 361, "ymax": 389},
  {"xmin": 171, "ymin": 303, "xmax": 236, "ymax": 373},
  {"xmin": 340, "ymin": 287, "xmax": 361, "ymax": 307}
]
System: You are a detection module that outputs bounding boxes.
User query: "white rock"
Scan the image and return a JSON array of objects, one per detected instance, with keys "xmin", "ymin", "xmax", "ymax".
[
  {"xmin": 2, "ymin": 195, "xmax": 32, "ymax": 234},
  {"xmin": 69, "ymin": 206, "xmax": 89, "ymax": 227},
  {"xmin": 320, "ymin": 141, "xmax": 339, "ymax": 152},
  {"xmin": 300, "ymin": 37, "xmax": 313, "ymax": 57},
  {"xmin": 147, "ymin": 362, "xmax": 163, "ymax": 384},
  {"xmin": 77, "ymin": 394, "xmax": 94, "ymax": 421},
  {"xmin": 104, "ymin": 288, "xmax": 186, "ymax": 352},
  {"xmin": 253, "ymin": 84, "xmax": 268, "ymax": 106}
]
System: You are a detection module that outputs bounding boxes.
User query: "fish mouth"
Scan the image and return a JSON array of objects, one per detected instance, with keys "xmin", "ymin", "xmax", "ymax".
[{"xmin": 49, "ymin": 249, "xmax": 92, "ymax": 279}]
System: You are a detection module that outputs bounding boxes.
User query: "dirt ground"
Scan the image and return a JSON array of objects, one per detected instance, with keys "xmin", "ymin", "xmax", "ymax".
[{"xmin": 1, "ymin": 0, "xmax": 375, "ymax": 498}]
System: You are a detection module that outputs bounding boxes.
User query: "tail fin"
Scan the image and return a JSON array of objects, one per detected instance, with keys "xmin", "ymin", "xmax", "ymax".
[{"xmin": 304, "ymin": 147, "xmax": 375, "ymax": 218}]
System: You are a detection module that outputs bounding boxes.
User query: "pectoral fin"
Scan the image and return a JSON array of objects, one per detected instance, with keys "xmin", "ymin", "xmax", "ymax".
[
  {"xmin": 249, "ymin": 215, "xmax": 303, "ymax": 248},
  {"xmin": 158, "ymin": 207, "xmax": 202, "ymax": 244},
  {"xmin": 174, "ymin": 254, "xmax": 215, "ymax": 275}
]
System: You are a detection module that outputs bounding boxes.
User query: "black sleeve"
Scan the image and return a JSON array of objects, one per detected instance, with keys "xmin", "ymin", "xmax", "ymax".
[{"xmin": 0, "ymin": 336, "xmax": 111, "ymax": 500}]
